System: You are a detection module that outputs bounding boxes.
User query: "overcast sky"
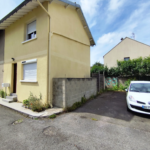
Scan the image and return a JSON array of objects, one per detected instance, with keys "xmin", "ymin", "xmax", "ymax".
[{"xmin": 0, "ymin": 0, "xmax": 150, "ymax": 66}]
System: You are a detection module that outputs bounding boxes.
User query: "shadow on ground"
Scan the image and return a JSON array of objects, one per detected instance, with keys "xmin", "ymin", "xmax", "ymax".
[{"xmin": 75, "ymin": 92, "xmax": 150, "ymax": 121}]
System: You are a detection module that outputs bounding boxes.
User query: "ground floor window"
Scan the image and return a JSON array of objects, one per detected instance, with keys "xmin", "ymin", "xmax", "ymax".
[{"xmin": 22, "ymin": 59, "xmax": 37, "ymax": 81}]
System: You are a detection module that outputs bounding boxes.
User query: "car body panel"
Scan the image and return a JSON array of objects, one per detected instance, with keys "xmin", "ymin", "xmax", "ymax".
[{"xmin": 126, "ymin": 81, "xmax": 150, "ymax": 115}]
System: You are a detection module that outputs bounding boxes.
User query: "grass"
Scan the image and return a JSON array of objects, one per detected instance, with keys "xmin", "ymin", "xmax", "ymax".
[{"xmin": 49, "ymin": 114, "xmax": 56, "ymax": 119}]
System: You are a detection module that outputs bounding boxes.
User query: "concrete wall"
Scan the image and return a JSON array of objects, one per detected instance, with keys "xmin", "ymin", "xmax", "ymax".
[
  {"xmin": 48, "ymin": 2, "xmax": 91, "ymax": 104},
  {"xmin": 0, "ymin": 30, "xmax": 4, "ymax": 89},
  {"xmin": 91, "ymin": 73, "xmax": 104, "ymax": 91},
  {"xmin": 105, "ymin": 77, "xmax": 118, "ymax": 88},
  {"xmin": 104, "ymin": 38, "xmax": 150, "ymax": 68},
  {"xmin": 3, "ymin": 2, "xmax": 49, "ymax": 102},
  {"xmin": 53, "ymin": 78, "xmax": 97, "ymax": 108}
]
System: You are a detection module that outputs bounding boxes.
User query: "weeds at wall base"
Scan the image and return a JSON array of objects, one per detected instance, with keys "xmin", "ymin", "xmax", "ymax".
[{"xmin": 66, "ymin": 90, "xmax": 106, "ymax": 112}]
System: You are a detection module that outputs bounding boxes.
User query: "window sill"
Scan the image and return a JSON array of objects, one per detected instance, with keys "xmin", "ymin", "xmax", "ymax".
[
  {"xmin": 20, "ymin": 80, "xmax": 37, "ymax": 83},
  {"xmin": 22, "ymin": 37, "xmax": 37, "ymax": 44}
]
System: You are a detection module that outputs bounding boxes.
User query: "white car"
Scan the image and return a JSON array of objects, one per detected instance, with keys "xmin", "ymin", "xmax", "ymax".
[{"xmin": 126, "ymin": 81, "xmax": 150, "ymax": 115}]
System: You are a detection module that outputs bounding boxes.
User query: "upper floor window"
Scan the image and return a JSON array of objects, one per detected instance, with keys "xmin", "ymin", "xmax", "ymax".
[
  {"xmin": 27, "ymin": 20, "xmax": 36, "ymax": 40},
  {"xmin": 124, "ymin": 57, "xmax": 130, "ymax": 61}
]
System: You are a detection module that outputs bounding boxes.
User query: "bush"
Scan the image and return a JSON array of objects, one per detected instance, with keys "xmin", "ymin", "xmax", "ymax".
[
  {"xmin": 0, "ymin": 90, "xmax": 7, "ymax": 98},
  {"xmin": 91, "ymin": 62, "xmax": 104, "ymax": 74},
  {"xmin": 24, "ymin": 92, "xmax": 50, "ymax": 112},
  {"xmin": 28, "ymin": 92, "xmax": 43, "ymax": 112},
  {"xmin": 23, "ymin": 99, "xmax": 29, "ymax": 107},
  {"xmin": 104, "ymin": 57, "xmax": 150, "ymax": 77}
]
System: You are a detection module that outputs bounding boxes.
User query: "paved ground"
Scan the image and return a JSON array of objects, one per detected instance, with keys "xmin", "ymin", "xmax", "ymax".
[{"xmin": 0, "ymin": 91, "xmax": 150, "ymax": 150}]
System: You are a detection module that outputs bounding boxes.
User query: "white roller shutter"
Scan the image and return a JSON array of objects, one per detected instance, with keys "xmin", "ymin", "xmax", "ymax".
[
  {"xmin": 27, "ymin": 21, "xmax": 36, "ymax": 34},
  {"xmin": 23, "ymin": 63, "xmax": 37, "ymax": 81}
]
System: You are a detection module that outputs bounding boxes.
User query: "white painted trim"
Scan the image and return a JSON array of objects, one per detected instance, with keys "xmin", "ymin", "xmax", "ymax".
[
  {"xmin": 22, "ymin": 59, "xmax": 37, "ymax": 64},
  {"xmin": 20, "ymin": 80, "xmax": 37, "ymax": 83},
  {"xmin": 22, "ymin": 37, "xmax": 37, "ymax": 44}
]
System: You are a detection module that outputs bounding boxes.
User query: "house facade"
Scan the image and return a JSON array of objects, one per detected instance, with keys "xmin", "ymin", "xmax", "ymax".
[
  {"xmin": 0, "ymin": 0, "xmax": 95, "ymax": 106},
  {"xmin": 104, "ymin": 38, "xmax": 150, "ymax": 68}
]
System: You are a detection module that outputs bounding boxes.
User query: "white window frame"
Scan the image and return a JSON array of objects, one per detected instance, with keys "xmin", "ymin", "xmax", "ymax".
[{"xmin": 20, "ymin": 59, "xmax": 37, "ymax": 83}]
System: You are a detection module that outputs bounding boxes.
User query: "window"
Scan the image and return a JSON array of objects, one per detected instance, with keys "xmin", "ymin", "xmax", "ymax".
[
  {"xmin": 124, "ymin": 57, "xmax": 130, "ymax": 61},
  {"xmin": 27, "ymin": 21, "xmax": 36, "ymax": 40},
  {"xmin": 21, "ymin": 59, "xmax": 37, "ymax": 82}
]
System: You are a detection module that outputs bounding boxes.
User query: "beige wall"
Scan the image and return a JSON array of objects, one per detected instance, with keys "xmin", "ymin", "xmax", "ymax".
[
  {"xmin": 3, "ymin": 1, "xmax": 91, "ymax": 105},
  {"xmin": 104, "ymin": 38, "xmax": 150, "ymax": 68},
  {"xmin": 3, "ymin": 2, "xmax": 49, "ymax": 102},
  {"xmin": 48, "ymin": 2, "xmax": 91, "ymax": 104}
]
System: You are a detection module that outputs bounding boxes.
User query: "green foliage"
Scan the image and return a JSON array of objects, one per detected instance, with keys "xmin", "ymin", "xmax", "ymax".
[
  {"xmin": 107, "ymin": 78, "xmax": 136, "ymax": 91},
  {"xmin": 0, "ymin": 90, "xmax": 7, "ymax": 98},
  {"xmin": 124, "ymin": 78, "xmax": 136, "ymax": 89},
  {"xmin": 23, "ymin": 99, "xmax": 29, "ymax": 107},
  {"xmin": 24, "ymin": 92, "xmax": 50, "ymax": 112},
  {"xmin": 81, "ymin": 97, "xmax": 86, "ymax": 104},
  {"xmin": 105, "ymin": 57, "xmax": 150, "ymax": 77},
  {"xmin": 49, "ymin": 114, "xmax": 56, "ymax": 119},
  {"xmin": 91, "ymin": 62, "xmax": 104, "ymax": 74},
  {"xmin": 28, "ymin": 92, "xmax": 43, "ymax": 112},
  {"xmin": 67, "ymin": 97, "xmax": 87, "ymax": 111}
]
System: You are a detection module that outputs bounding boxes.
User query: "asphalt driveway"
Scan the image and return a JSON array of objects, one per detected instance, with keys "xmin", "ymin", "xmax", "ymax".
[{"xmin": 0, "ymin": 92, "xmax": 150, "ymax": 150}]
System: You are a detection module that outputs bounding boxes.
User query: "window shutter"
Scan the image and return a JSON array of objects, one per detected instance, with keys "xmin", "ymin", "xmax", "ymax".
[
  {"xmin": 27, "ymin": 21, "xmax": 36, "ymax": 34},
  {"xmin": 23, "ymin": 63, "xmax": 37, "ymax": 81}
]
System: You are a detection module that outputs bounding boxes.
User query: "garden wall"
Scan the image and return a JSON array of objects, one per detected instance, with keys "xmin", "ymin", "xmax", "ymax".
[
  {"xmin": 105, "ymin": 76, "xmax": 150, "ymax": 88},
  {"xmin": 91, "ymin": 73, "xmax": 104, "ymax": 91},
  {"xmin": 53, "ymin": 78, "xmax": 97, "ymax": 108}
]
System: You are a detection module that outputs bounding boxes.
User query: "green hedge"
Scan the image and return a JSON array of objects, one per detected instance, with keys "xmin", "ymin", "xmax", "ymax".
[{"xmin": 91, "ymin": 57, "xmax": 150, "ymax": 77}]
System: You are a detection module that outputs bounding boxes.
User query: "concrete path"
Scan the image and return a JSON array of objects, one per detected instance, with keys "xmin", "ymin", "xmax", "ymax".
[
  {"xmin": 0, "ymin": 92, "xmax": 150, "ymax": 150},
  {"xmin": 0, "ymin": 98, "xmax": 63, "ymax": 118}
]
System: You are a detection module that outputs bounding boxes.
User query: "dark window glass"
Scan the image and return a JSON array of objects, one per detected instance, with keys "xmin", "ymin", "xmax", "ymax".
[
  {"xmin": 130, "ymin": 83, "xmax": 150, "ymax": 93},
  {"xmin": 124, "ymin": 57, "xmax": 130, "ymax": 61}
]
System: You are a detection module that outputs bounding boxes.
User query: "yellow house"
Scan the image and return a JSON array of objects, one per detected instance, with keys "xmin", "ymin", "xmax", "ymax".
[
  {"xmin": 0, "ymin": 0, "xmax": 95, "ymax": 106},
  {"xmin": 104, "ymin": 37, "xmax": 150, "ymax": 68}
]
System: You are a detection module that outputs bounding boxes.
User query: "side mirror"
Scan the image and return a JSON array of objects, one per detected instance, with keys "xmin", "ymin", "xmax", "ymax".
[{"xmin": 125, "ymin": 89, "xmax": 128, "ymax": 92}]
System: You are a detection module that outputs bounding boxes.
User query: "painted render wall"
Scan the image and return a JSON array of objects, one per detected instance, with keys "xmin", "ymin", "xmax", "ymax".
[
  {"xmin": 0, "ymin": 30, "xmax": 4, "ymax": 89},
  {"xmin": 53, "ymin": 78, "xmax": 97, "ymax": 108},
  {"xmin": 104, "ymin": 38, "xmax": 150, "ymax": 68},
  {"xmin": 48, "ymin": 2, "xmax": 91, "ymax": 104},
  {"xmin": 3, "ymin": 2, "xmax": 49, "ymax": 103}
]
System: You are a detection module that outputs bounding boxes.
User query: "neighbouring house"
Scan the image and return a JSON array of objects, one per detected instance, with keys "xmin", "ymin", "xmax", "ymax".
[
  {"xmin": 103, "ymin": 37, "xmax": 150, "ymax": 68},
  {"xmin": 0, "ymin": 0, "xmax": 95, "ymax": 106}
]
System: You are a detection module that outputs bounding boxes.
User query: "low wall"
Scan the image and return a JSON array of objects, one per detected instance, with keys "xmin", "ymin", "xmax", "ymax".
[
  {"xmin": 53, "ymin": 78, "xmax": 97, "ymax": 108},
  {"xmin": 105, "ymin": 77, "xmax": 118, "ymax": 88},
  {"xmin": 91, "ymin": 73, "xmax": 104, "ymax": 91}
]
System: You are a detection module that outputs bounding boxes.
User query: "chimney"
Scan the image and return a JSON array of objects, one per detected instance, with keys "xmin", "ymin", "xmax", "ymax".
[{"xmin": 121, "ymin": 38, "xmax": 124, "ymax": 41}]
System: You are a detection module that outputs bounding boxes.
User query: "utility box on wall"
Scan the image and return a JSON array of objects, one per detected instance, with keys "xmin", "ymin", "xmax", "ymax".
[{"xmin": 2, "ymin": 83, "xmax": 10, "ymax": 88}]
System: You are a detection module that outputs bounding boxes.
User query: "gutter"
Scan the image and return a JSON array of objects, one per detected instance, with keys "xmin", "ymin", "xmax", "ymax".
[{"xmin": 36, "ymin": 0, "xmax": 53, "ymax": 108}]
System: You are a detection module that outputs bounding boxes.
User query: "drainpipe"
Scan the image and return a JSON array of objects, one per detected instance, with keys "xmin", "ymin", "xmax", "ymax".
[{"xmin": 36, "ymin": 0, "xmax": 53, "ymax": 107}]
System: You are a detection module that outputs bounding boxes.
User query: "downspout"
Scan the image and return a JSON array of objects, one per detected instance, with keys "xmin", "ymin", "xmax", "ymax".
[{"xmin": 36, "ymin": 0, "xmax": 53, "ymax": 107}]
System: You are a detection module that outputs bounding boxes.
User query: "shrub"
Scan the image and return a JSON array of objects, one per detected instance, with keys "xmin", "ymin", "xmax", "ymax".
[
  {"xmin": 23, "ymin": 99, "xmax": 30, "ymax": 107},
  {"xmin": 0, "ymin": 90, "xmax": 7, "ymax": 98},
  {"xmin": 28, "ymin": 92, "xmax": 44, "ymax": 112}
]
